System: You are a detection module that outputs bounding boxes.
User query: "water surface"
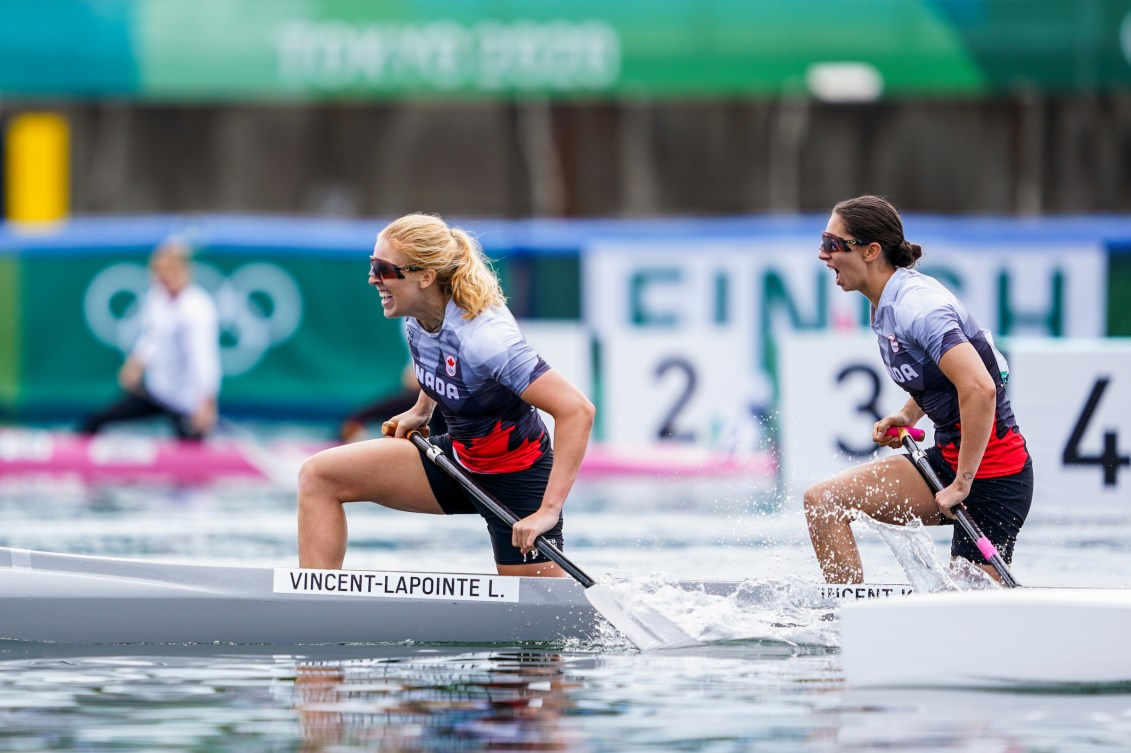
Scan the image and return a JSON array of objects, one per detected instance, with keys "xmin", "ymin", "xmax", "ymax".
[{"xmin": 1, "ymin": 466, "xmax": 1129, "ymax": 751}]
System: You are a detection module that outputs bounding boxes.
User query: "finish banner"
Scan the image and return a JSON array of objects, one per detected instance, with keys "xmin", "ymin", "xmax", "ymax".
[{"xmin": 584, "ymin": 236, "xmax": 1106, "ymax": 451}]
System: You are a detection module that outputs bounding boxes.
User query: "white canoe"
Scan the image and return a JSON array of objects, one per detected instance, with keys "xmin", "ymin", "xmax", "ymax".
[
  {"xmin": 841, "ymin": 588, "xmax": 1131, "ymax": 688},
  {"xmin": 0, "ymin": 547, "xmax": 909, "ymax": 646}
]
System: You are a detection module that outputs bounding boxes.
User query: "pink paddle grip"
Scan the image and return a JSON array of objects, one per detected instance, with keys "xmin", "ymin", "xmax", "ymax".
[
  {"xmin": 885, "ymin": 426, "xmax": 926, "ymax": 442},
  {"xmin": 975, "ymin": 536, "xmax": 999, "ymax": 560}
]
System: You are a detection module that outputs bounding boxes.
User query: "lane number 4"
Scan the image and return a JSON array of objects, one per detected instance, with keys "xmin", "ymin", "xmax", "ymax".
[{"xmin": 1062, "ymin": 376, "xmax": 1131, "ymax": 486}]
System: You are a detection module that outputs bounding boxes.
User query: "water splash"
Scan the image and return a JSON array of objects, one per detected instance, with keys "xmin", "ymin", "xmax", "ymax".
[
  {"xmin": 598, "ymin": 573, "xmax": 842, "ymax": 649},
  {"xmin": 590, "ymin": 517, "xmax": 1004, "ymax": 652},
  {"xmin": 861, "ymin": 516, "xmax": 999, "ymax": 592}
]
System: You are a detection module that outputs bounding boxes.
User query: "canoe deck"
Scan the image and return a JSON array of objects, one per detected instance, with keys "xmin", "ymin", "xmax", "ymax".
[{"xmin": 0, "ymin": 547, "xmax": 597, "ymax": 645}]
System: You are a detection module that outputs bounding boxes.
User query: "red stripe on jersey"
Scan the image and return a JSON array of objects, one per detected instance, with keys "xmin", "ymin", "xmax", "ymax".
[
  {"xmin": 453, "ymin": 420, "xmax": 545, "ymax": 474},
  {"xmin": 938, "ymin": 420, "xmax": 1029, "ymax": 478}
]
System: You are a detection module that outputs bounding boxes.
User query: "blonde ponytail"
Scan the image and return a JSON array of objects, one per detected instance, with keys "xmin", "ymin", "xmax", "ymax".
[
  {"xmin": 380, "ymin": 213, "xmax": 505, "ymax": 319},
  {"xmin": 447, "ymin": 228, "xmax": 505, "ymax": 318}
]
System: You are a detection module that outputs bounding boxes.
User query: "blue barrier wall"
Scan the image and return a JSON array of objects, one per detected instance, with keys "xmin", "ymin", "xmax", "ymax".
[{"xmin": 2, "ymin": 213, "xmax": 1131, "ymax": 422}]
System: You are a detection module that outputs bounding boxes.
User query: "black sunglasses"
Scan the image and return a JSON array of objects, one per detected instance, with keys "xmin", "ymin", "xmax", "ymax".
[
  {"xmin": 820, "ymin": 232, "xmax": 869, "ymax": 254},
  {"xmin": 369, "ymin": 257, "xmax": 424, "ymax": 281}
]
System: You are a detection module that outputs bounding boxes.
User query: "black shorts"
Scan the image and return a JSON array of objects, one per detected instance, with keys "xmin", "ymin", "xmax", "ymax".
[
  {"xmin": 417, "ymin": 434, "xmax": 562, "ymax": 566},
  {"xmin": 917, "ymin": 445, "xmax": 1034, "ymax": 565}
]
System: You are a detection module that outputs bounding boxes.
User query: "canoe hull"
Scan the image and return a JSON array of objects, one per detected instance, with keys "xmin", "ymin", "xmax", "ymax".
[
  {"xmin": 0, "ymin": 548, "xmax": 597, "ymax": 645},
  {"xmin": 841, "ymin": 588, "xmax": 1131, "ymax": 688}
]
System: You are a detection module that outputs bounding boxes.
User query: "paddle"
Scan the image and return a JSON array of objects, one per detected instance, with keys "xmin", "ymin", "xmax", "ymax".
[
  {"xmin": 887, "ymin": 426, "xmax": 1020, "ymax": 588},
  {"xmin": 405, "ymin": 430, "xmax": 702, "ymax": 650}
]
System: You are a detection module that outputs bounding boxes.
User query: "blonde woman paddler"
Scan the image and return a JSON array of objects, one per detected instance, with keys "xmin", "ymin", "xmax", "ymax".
[{"xmin": 297, "ymin": 213, "xmax": 595, "ymax": 576}]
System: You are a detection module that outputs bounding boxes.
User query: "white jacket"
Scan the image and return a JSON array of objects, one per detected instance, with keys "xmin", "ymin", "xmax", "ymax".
[{"xmin": 131, "ymin": 283, "xmax": 221, "ymax": 415}]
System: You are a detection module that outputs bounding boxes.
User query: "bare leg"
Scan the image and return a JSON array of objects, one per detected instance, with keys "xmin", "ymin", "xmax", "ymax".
[
  {"xmin": 959, "ymin": 560, "xmax": 1005, "ymax": 585},
  {"xmin": 297, "ymin": 438, "xmax": 443, "ymax": 569},
  {"xmin": 803, "ymin": 455, "xmax": 939, "ymax": 583},
  {"xmin": 297, "ymin": 439, "xmax": 572, "ymax": 577},
  {"xmin": 497, "ymin": 561, "xmax": 567, "ymax": 578}
]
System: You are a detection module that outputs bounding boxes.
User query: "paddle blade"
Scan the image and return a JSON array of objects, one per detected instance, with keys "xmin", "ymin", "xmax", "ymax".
[{"xmin": 584, "ymin": 583, "xmax": 702, "ymax": 651}]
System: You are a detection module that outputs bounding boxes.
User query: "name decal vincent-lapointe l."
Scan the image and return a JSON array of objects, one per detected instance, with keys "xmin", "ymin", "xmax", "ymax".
[{"xmin": 273, "ymin": 568, "xmax": 519, "ymax": 602}]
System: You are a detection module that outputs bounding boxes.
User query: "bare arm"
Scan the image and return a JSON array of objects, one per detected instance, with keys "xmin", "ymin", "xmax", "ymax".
[
  {"xmin": 188, "ymin": 298, "xmax": 221, "ymax": 434},
  {"xmin": 385, "ymin": 391, "xmax": 438, "ymax": 437},
  {"xmin": 512, "ymin": 369, "xmax": 595, "ymax": 553},
  {"xmin": 935, "ymin": 341, "xmax": 998, "ymax": 516},
  {"xmin": 191, "ymin": 396, "xmax": 218, "ymax": 434},
  {"xmin": 118, "ymin": 356, "xmax": 145, "ymax": 391}
]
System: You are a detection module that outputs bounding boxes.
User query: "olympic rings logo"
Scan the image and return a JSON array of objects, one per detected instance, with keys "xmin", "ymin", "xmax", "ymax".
[{"xmin": 83, "ymin": 262, "xmax": 303, "ymax": 376}]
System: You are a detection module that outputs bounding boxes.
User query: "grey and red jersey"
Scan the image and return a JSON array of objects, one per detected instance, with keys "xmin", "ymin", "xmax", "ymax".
[
  {"xmin": 871, "ymin": 267, "xmax": 1028, "ymax": 477},
  {"xmin": 406, "ymin": 300, "xmax": 551, "ymax": 474}
]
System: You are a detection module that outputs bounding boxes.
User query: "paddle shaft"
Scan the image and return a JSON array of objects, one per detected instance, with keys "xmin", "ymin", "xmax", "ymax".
[
  {"xmin": 894, "ymin": 428, "xmax": 1020, "ymax": 588},
  {"xmin": 407, "ymin": 432, "xmax": 596, "ymax": 588}
]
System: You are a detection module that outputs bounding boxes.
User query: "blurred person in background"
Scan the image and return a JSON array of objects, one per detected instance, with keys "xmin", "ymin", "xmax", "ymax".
[
  {"xmin": 803, "ymin": 195, "xmax": 1033, "ymax": 584},
  {"xmin": 78, "ymin": 239, "xmax": 221, "ymax": 441},
  {"xmin": 298, "ymin": 212, "xmax": 594, "ymax": 576},
  {"xmin": 337, "ymin": 362, "xmax": 447, "ymax": 443}
]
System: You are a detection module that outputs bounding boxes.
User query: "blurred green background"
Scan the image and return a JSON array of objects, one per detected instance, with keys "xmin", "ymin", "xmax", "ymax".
[{"xmin": 2, "ymin": 0, "xmax": 1130, "ymax": 426}]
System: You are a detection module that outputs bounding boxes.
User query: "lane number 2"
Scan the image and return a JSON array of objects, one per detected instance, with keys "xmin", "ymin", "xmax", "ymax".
[{"xmin": 654, "ymin": 356, "xmax": 696, "ymax": 442}]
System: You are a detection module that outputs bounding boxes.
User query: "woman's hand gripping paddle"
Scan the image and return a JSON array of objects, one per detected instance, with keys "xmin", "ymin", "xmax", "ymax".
[
  {"xmin": 406, "ymin": 431, "xmax": 701, "ymax": 650},
  {"xmin": 886, "ymin": 426, "xmax": 1020, "ymax": 588}
]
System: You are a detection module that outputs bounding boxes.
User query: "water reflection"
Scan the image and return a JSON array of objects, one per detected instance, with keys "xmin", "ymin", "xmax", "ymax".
[
  {"xmin": 294, "ymin": 650, "xmax": 581, "ymax": 752},
  {"xmin": 2, "ymin": 645, "xmax": 1131, "ymax": 751},
  {"xmin": 826, "ymin": 687, "xmax": 1131, "ymax": 750},
  {"xmin": 0, "ymin": 648, "xmax": 583, "ymax": 752}
]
